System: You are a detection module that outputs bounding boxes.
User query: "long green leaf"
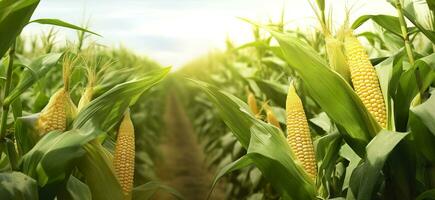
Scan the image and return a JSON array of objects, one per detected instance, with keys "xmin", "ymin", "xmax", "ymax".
[
  {"xmin": 77, "ymin": 142, "xmax": 123, "ymax": 200},
  {"xmin": 0, "ymin": 0, "xmax": 39, "ymax": 58},
  {"xmin": 73, "ymin": 67, "xmax": 170, "ymax": 131},
  {"xmin": 4, "ymin": 53, "xmax": 62, "ymax": 105},
  {"xmin": 347, "ymin": 130, "xmax": 409, "ymax": 200},
  {"xmin": 352, "ymin": 15, "xmax": 403, "ymax": 38},
  {"xmin": 20, "ymin": 128, "xmax": 100, "ymax": 186},
  {"xmin": 29, "ymin": 18, "xmax": 101, "ymax": 36}
]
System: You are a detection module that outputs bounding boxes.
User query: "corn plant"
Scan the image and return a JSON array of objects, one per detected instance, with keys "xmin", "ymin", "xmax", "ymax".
[
  {"xmin": 0, "ymin": 1, "xmax": 183, "ymax": 199},
  {"xmin": 178, "ymin": 0, "xmax": 435, "ymax": 199}
]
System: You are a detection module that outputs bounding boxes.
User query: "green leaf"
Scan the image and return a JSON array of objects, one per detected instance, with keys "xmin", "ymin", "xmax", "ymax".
[
  {"xmin": 29, "ymin": 18, "xmax": 101, "ymax": 36},
  {"xmin": 0, "ymin": 0, "xmax": 39, "ymax": 58},
  {"xmin": 73, "ymin": 67, "xmax": 170, "ymax": 131},
  {"xmin": 4, "ymin": 53, "xmax": 62, "ymax": 105},
  {"xmin": 77, "ymin": 142, "xmax": 123, "ymax": 200},
  {"xmin": 340, "ymin": 144, "xmax": 361, "ymax": 191},
  {"xmin": 20, "ymin": 128, "xmax": 100, "ymax": 186},
  {"xmin": 251, "ymin": 77, "xmax": 287, "ymax": 107},
  {"xmin": 394, "ymin": 53, "xmax": 435, "ymax": 132},
  {"xmin": 402, "ymin": 2, "xmax": 435, "ymax": 43},
  {"xmin": 352, "ymin": 15, "xmax": 402, "ymax": 38},
  {"xmin": 0, "ymin": 171, "xmax": 38, "ymax": 200},
  {"xmin": 14, "ymin": 114, "xmax": 39, "ymax": 156},
  {"xmin": 57, "ymin": 176, "xmax": 91, "ymax": 200},
  {"xmin": 348, "ymin": 130, "xmax": 409, "ymax": 200},
  {"xmin": 409, "ymin": 89, "xmax": 435, "ymax": 163},
  {"xmin": 315, "ymin": 131, "xmax": 342, "ymax": 194},
  {"xmin": 208, "ymin": 155, "xmax": 253, "ymax": 199},
  {"xmin": 248, "ymin": 122, "xmax": 316, "ymax": 199},
  {"xmin": 267, "ymin": 30, "xmax": 380, "ymax": 157},
  {"xmin": 315, "ymin": 0, "xmax": 325, "ymax": 12},
  {"xmin": 411, "ymin": 89, "xmax": 435, "ymax": 134}
]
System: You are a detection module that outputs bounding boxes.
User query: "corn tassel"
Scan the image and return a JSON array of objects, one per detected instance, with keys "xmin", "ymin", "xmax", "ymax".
[
  {"xmin": 113, "ymin": 112, "xmax": 135, "ymax": 199},
  {"xmin": 286, "ymin": 83, "xmax": 317, "ymax": 181},
  {"xmin": 344, "ymin": 32, "xmax": 387, "ymax": 128}
]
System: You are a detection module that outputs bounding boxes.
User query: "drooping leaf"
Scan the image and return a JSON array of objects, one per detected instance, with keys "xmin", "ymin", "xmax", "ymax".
[
  {"xmin": 20, "ymin": 128, "xmax": 100, "ymax": 186},
  {"xmin": 73, "ymin": 67, "xmax": 170, "ymax": 131},
  {"xmin": 4, "ymin": 53, "xmax": 62, "ymax": 105},
  {"xmin": 29, "ymin": 18, "xmax": 101, "ymax": 36},
  {"xmin": 352, "ymin": 15, "xmax": 402, "ymax": 38},
  {"xmin": 208, "ymin": 155, "xmax": 253, "ymax": 199},
  {"xmin": 77, "ymin": 142, "xmax": 123, "ymax": 200},
  {"xmin": 57, "ymin": 176, "xmax": 91, "ymax": 200},
  {"xmin": 0, "ymin": 0, "xmax": 40, "ymax": 58}
]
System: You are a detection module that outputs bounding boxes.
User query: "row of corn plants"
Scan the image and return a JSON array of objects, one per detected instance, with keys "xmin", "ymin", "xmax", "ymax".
[
  {"xmin": 176, "ymin": 0, "xmax": 435, "ymax": 199},
  {"xmin": 0, "ymin": 0, "xmax": 182, "ymax": 199}
]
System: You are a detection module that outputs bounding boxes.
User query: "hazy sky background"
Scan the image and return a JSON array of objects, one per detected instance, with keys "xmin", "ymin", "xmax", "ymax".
[{"xmin": 22, "ymin": 0, "xmax": 396, "ymax": 68}]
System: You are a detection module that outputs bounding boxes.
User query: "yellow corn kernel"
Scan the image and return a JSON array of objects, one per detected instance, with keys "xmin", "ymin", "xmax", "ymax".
[
  {"xmin": 247, "ymin": 92, "xmax": 259, "ymax": 116},
  {"xmin": 344, "ymin": 33, "xmax": 387, "ymax": 128},
  {"xmin": 113, "ymin": 112, "xmax": 135, "ymax": 199},
  {"xmin": 286, "ymin": 84, "xmax": 317, "ymax": 181},
  {"xmin": 37, "ymin": 88, "xmax": 77, "ymax": 136}
]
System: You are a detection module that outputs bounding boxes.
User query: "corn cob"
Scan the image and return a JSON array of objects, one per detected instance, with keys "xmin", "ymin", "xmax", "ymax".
[
  {"xmin": 37, "ymin": 55, "xmax": 77, "ymax": 136},
  {"xmin": 286, "ymin": 83, "xmax": 317, "ymax": 181},
  {"xmin": 247, "ymin": 92, "xmax": 259, "ymax": 116},
  {"xmin": 37, "ymin": 88, "xmax": 76, "ymax": 135},
  {"xmin": 344, "ymin": 32, "xmax": 387, "ymax": 128},
  {"xmin": 113, "ymin": 112, "xmax": 135, "ymax": 199}
]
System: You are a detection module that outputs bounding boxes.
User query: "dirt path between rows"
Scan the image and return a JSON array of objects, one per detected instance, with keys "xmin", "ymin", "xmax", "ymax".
[{"xmin": 153, "ymin": 94, "xmax": 225, "ymax": 200}]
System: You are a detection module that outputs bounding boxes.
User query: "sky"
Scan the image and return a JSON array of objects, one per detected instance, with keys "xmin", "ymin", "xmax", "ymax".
[{"xmin": 22, "ymin": 0, "xmax": 396, "ymax": 68}]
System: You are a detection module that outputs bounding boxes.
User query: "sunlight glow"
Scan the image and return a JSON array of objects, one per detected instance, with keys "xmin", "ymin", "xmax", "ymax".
[{"xmin": 22, "ymin": 0, "xmax": 396, "ymax": 68}]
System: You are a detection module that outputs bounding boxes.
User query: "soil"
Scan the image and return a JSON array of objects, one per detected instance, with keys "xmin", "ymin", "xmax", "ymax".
[{"xmin": 153, "ymin": 94, "xmax": 226, "ymax": 200}]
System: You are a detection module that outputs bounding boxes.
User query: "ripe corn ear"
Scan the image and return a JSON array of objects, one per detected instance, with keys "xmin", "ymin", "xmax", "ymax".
[
  {"xmin": 37, "ymin": 88, "xmax": 77, "ymax": 136},
  {"xmin": 286, "ymin": 84, "xmax": 317, "ymax": 181},
  {"xmin": 344, "ymin": 33, "xmax": 387, "ymax": 128},
  {"xmin": 247, "ymin": 92, "xmax": 259, "ymax": 116},
  {"xmin": 113, "ymin": 112, "xmax": 135, "ymax": 199}
]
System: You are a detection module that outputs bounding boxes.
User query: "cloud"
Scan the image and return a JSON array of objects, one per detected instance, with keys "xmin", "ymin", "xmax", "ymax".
[{"xmin": 23, "ymin": 0, "xmax": 395, "ymax": 68}]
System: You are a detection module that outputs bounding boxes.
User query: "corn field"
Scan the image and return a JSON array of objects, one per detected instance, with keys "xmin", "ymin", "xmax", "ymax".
[{"xmin": 0, "ymin": 0, "xmax": 434, "ymax": 199}]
